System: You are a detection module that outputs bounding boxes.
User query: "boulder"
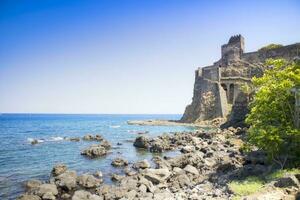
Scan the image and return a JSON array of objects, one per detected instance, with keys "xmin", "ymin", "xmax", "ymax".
[
  {"xmin": 52, "ymin": 164, "xmax": 68, "ymax": 177},
  {"xmin": 133, "ymin": 160, "xmax": 151, "ymax": 169},
  {"xmin": 17, "ymin": 194, "xmax": 41, "ymax": 200},
  {"xmin": 77, "ymin": 174, "xmax": 102, "ymax": 188},
  {"xmin": 153, "ymin": 190, "xmax": 175, "ymax": 200},
  {"xmin": 82, "ymin": 134, "xmax": 103, "ymax": 142},
  {"xmin": 138, "ymin": 176, "xmax": 155, "ymax": 193},
  {"xmin": 168, "ymin": 152, "xmax": 204, "ymax": 168},
  {"xmin": 133, "ymin": 136, "xmax": 150, "ymax": 149},
  {"xmin": 274, "ymin": 175, "xmax": 300, "ymax": 188},
  {"xmin": 183, "ymin": 165, "xmax": 199, "ymax": 176},
  {"xmin": 25, "ymin": 179, "xmax": 42, "ymax": 192},
  {"xmin": 35, "ymin": 184, "xmax": 58, "ymax": 197},
  {"xmin": 111, "ymin": 157, "xmax": 128, "ymax": 167},
  {"xmin": 143, "ymin": 168, "xmax": 171, "ymax": 184},
  {"xmin": 180, "ymin": 146, "xmax": 195, "ymax": 154},
  {"xmin": 81, "ymin": 145, "xmax": 107, "ymax": 158},
  {"xmin": 120, "ymin": 177, "xmax": 138, "ymax": 191},
  {"xmin": 149, "ymin": 140, "xmax": 165, "ymax": 153},
  {"xmin": 111, "ymin": 174, "xmax": 124, "ymax": 182},
  {"xmin": 124, "ymin": 168, "xmax": 137, "ymax": 176},
  {"xmin": 96, "ymin": 185, "xmax": 126, "ymax": 200},
  {"xmin": 42, "ymin": 192, "xmax": 56, "ymax": 200},
  {"xmin": 61, "ymin": 193, "xmax": 71, "ymax": 199},
  {"xmin": 55, "ymin": 170, "xmax": 77, "ymax": 191},
  {"xmin": 152, "ymin": 156, "xmax": 171, "ymax": 169},
  {"xmin": 125, "ymin": 190, "xmax": 137, "ymax": 200},
  {"xmin": 100, "ymin": 140, "xmax": 111, "ymax": 150},
  {"xmin": 172, "ymin": 167, "xmax": 184, "ymax": 174},
  {"xmin": 72, "ymin": 190, "xmax": 103, "ymax": 200},
  {"xmin": 82, "ymin": 135, "xmax": 93, "ymax": 141}
]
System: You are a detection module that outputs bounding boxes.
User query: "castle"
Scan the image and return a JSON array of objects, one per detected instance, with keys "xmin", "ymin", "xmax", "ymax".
[{"xmin": 181, "ymin": 35, "xmax": 300, "ymax": 126}]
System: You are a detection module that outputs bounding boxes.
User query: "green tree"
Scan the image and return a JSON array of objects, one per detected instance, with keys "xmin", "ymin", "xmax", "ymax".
[{"xmin": 246, "ymin": 59, "xmax": 300, "ymax": 167}]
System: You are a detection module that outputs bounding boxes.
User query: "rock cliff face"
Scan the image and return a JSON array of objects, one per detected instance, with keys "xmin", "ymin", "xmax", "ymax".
[{"xmin": 181, "ymin": 35, "xmax": 300, "ymax": 126}]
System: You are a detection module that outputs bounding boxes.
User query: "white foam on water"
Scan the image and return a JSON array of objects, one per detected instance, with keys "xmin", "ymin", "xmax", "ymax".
[
  {"xmin": 49, "ymin": 136, "xmax": 64, "ymax": 141},
  {"xmin": 27, "ymin": 138, "xmax": 45, "ymax": 143},
  {"xmin": 110, "ymin": 125, "xmax": 120, "ymax": 128}
]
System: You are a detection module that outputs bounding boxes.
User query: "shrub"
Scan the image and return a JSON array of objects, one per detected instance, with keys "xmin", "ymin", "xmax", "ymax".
[
  {"xmin": 259, "ymin": 44, "xmax": 283, "ymax": 51},
  {"xmin": 246, "ymin": 59, "xmax": 300, "ymax": 167}
]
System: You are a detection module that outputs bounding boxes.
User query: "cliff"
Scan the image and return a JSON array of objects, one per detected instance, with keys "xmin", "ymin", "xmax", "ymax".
[{"xmin": 181, "ymin": 35, "xmax": 300, "ymax": 127}]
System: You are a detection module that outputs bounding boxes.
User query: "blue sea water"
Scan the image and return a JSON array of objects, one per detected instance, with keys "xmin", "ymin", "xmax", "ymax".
[{"xmin": 0, "ymin": 114, "xmax": 195, "ymax": 199}]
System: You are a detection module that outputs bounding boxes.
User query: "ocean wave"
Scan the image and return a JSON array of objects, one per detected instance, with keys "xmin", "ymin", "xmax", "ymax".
[
  {"xmin": 49, "ymin": 137, "xmax": 64, "ymax": 141},
  {"xmin": 27, "ymin": 136, "xmax": 64, "ymax": 143},
  {"xmin": 27, "ymin": 138, "xmax": 44, "ymax": 143},
  {"xmin": 126, "ymin": 130, "xmax": 149, "ymax": 134},
  {"xmin": 110, "ymin": 125, "xmax": 120, "ymax": 128}
]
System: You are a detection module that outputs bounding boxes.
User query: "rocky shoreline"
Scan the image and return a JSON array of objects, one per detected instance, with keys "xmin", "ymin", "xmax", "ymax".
[
  {"xmin": 18, "ymin": 128, "xmax": 300, "ymax": 200},
  {"xmin": 127, "ymin": 118, "xmax": 226, "ymax": 128}
]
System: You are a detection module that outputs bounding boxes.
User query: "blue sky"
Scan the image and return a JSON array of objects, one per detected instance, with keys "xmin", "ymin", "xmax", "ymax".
[{"xmin": 0, "ymin": 0, "xmax": 299, "ymax": 114}]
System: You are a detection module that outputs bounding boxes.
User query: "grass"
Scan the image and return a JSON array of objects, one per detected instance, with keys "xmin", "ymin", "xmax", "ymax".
[
  {"xmin": 228, "ymin": 176, "xmax": 264, "ymax": 197},
  {"xmin": 228, "ymin": 168, "xmax": 300, "ymax": 199},
  {"xmin": 266, "ymin": 168, "xmax": 300, "ymax": 181}
]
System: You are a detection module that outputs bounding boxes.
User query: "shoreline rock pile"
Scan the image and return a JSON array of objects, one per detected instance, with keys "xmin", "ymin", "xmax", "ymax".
[{"xmin": 18, "ymin": 128, "xmax": 300, "ymax": 200}]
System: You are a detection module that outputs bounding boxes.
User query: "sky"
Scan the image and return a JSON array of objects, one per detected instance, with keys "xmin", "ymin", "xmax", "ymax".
[{"xmin": 0, "ymin": 0, "xmax": 299, "ymax": 114}]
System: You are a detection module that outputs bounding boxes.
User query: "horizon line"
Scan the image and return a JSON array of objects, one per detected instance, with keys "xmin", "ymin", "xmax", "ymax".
[{"xmin": 0, "ymin": 112, "xmax": 183, "ymax": 115}]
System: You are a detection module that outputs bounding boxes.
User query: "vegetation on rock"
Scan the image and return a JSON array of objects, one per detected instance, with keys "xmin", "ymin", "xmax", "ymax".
[
  {"xmin": 229, "ymin": 168, "xmax": 300, "ymax": 199},
  {"xmin": 246, "ymin": 59, "xmax": 300, "ymax": 167},
  {"xmin": 259, "ymin": 43, "xmax": 283, "ymax": 51}
]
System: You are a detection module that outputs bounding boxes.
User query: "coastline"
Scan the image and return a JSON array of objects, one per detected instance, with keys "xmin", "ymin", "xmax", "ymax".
[
  {"xmin": 127, "ymin": 118, "xmax": 226, "ymax": 128},
  {"xmin": 17, "ymin": 125, "xmax": 299, "ymax": 200}
]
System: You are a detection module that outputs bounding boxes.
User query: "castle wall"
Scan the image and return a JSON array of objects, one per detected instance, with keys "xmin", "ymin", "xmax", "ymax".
[
  {"xmin": 202, "ymin": 66, "xmax": 220, "ymax": 81},
  {"xmin": 181, "ymin": 35, "xmax": 299, "ymax": 124},
  {"xmin": 242, "ymin": 43, "xmax": 300, "ymax": 63}
]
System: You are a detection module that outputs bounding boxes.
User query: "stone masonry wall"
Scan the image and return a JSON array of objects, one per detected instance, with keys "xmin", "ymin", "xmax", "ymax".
[{"xmin": 181, "ymin": 36, "xmax": 299, "ymax": 125}]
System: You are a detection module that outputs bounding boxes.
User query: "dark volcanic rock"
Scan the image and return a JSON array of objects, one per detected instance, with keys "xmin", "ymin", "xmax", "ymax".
[{"xmin": 133, "ymin": 136, "xmax": 150, "ymax": 149}]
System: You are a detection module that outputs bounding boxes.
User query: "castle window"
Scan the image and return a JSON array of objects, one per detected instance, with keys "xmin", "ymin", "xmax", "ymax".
[{"xmin": 229, "ymin": 84, "xmax": 234, "ymax": 103}]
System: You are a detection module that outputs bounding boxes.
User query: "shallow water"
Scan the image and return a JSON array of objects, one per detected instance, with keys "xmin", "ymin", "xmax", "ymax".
[{"xmin": 0, "ymin": 114, "xmax": 195, "ymax": 199}]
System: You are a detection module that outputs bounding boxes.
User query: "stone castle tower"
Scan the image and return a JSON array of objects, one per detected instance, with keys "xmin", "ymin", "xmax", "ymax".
[
  {"xmin": 181, "ymin": 35, "xmax": 300, "ymax": 126},
  {"xmin": 221, "ymin": 35, "xmax": 244, "ymax": 66}
]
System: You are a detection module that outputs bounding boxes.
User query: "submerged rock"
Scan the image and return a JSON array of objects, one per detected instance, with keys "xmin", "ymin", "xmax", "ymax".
[
  {"xmin": 31, "ymin": 140, "xmax": 39, "ymax": 145},
  {"xmin": 69, "ymin": 137, "xmax": 80, "ymax": 142},
  {"xmin": 52, "ymin": 164, "xmax": 68, "ymax": 177},
  {"xmin": 111, "ymin": 157, "xmax": 128, "ymax": 167},
  {"xmin": 25, "ymin": 179, "xmax": 42, "ymax": 192},
  {"xmin": 100, "ymin": 139, "xmax": 111, "ymax": 150},
  {"xmin": 133, "ymin": 136, "xmax": 150, "ymax": 149},
  {"xmin": 82, "ymin": 134, "xmax": 103, "ymax": 142},
  {"xmin": 81, "ymin": 145, "xmax": 107, "ymax": 158}
]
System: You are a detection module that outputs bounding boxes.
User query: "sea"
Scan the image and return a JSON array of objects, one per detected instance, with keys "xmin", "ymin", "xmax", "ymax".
[{"xmin": 0, "ymin": 114, "xmax": 196, "ymax": 199}]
